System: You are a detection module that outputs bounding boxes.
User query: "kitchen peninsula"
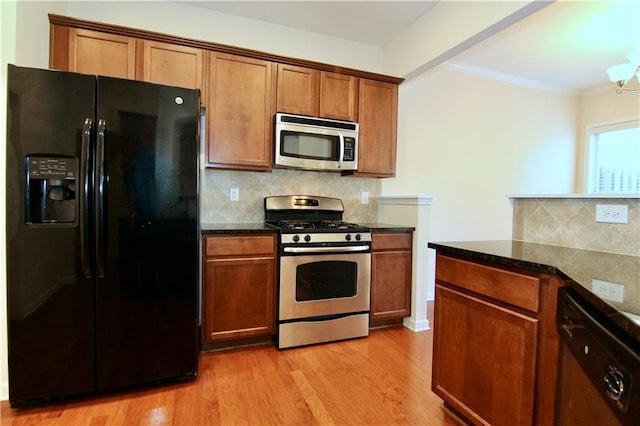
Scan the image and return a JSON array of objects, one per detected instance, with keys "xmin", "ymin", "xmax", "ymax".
[{"xmin": 428, "ymin": 239, "xmax": 640, "ymax": 425}]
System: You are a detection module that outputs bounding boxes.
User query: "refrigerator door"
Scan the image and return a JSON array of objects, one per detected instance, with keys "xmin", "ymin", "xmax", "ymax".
[
  {"xmin": 6, "ymin": 65, "xmax": 97, "ymax": 405},
  {"xmin": 94, "ymin": 77, "xmax": 199, "ymax": 390}
]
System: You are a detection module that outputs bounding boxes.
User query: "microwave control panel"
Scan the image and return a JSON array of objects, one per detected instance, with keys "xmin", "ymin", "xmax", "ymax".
[{"xmin": 343, "ymin": 137, "xmax": 356, "ymax": 162}]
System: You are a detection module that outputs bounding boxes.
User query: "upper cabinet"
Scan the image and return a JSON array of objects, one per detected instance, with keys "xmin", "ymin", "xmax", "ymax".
[
  {"xmin": 48, "ymin": 14, "xmax": 402, "ymax": 177},
  {"xmin": 355, "ymin": 79, "xmax": 398, "ymax": 177},
  {"xmin": 276, "ymin": 64, "xmax": 319, "ymax": 117},
  {"xmin": 206, "ymin": 53, "xmax": 275, "ymax": 171},
  {"xmin": 277, "ymin": 65, "xmax": 359, "ymax": 122},
  {"xmin": 319, "ymin": 71, "xmax": 359, "ymax": 122},
  {"xmin": 141, "ymin": 40, "xmax": 204, "ymax": 90},
  {"xmin": 51, "ymin": 27, "xmax": 136, "ymax": 79}
]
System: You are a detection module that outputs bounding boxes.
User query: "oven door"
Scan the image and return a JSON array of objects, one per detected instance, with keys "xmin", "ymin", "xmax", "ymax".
[{"xmin": 279, "ymin": 251, "xmax": 371, "ymax": 321}]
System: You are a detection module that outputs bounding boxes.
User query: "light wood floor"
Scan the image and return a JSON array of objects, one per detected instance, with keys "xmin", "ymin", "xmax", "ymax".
[{"xmin": 1, "ymin": 308, "xmax": 458, "ymax": 425}]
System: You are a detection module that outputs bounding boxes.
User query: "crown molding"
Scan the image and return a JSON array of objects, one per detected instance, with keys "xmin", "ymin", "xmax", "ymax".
[{"xmin": 443, "ymin": 61, "xmax": 577, "ymax": 96}]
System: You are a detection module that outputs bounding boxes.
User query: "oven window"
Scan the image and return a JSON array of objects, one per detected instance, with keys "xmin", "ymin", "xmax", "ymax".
[
  {"xmin": 281, "ymin": 131, "xmax": 340, "ymax": 161},
  {"xmin": 296, "ymin": 261, "xmax": 357, "ymax": 301}
]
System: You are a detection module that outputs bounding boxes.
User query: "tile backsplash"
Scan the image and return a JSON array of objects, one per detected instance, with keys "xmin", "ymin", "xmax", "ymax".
[
  {"xmin": 201, "ymin": 168, "xmax": 379, "ymax": 223},
  {"xmin": 512, "ymin": 197, "xmax": 640, "ymax": 256}
]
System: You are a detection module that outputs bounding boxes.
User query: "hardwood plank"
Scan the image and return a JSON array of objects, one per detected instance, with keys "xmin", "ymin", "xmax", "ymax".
[{"xmin": 1, "ymin": 303, "xmax": 460, "ymax": 425}]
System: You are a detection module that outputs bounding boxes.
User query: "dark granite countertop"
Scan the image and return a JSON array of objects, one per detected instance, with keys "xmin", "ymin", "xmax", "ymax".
[
  {"xmin": 428, "ymin": 240, "xmax": 640, "ymax": 346},
  {"xmin": 201, "ymin": 223, "xmax": 277, "ymax": 234}
]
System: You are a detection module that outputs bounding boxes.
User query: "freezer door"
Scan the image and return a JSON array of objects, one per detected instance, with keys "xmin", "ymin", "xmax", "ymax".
[
  {"xmin": 6, "ymin": 65, "xmax": 97, "ymax": 405},
  {"xmin": 94, "ymin": 77, "xmax": 199, "ymax": 390}
]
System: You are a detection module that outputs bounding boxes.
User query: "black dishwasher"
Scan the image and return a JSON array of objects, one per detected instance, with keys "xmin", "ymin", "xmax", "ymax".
[{"xmin": 555, "ymin": 287, "xmax": 640, "ymax": 426}]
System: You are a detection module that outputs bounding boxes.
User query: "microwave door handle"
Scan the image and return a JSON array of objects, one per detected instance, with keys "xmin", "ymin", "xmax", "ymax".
[{"xmin": 338, "ymin": 133, "xmax": 344, "ymax": 169}]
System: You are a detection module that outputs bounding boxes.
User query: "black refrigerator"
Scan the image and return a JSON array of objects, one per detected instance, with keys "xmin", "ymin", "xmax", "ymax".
[{"xmin": 6, "ymin": 65, "xmax": 200, "ymax": 407}]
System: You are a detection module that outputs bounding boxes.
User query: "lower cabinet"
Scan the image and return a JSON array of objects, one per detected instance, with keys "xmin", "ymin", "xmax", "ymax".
[
  {"xmin": 202, "ymin": 234, "xmax": 277, "ymax": 346},
  {"xmin": 370, "ymin": 230, "xmax": 413, "ymax": 326},
  {"xmin": 432, "ymin": 254, "xmax": 565, "ymax": 426}
]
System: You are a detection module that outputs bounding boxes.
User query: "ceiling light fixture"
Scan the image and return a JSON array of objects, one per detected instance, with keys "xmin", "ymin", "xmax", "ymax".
[{"xmin": 607, "ymin": 48, "xmax": 640, "ymax": 94}]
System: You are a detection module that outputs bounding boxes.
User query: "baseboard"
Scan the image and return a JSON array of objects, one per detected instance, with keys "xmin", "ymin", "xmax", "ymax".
[
  {"xmin": 0, "ymin": 381, "xmax": 8, "ymax": 401},
  {"xmin": 403, "ymin": 316, "xmax": 430, "ymax": 332}
]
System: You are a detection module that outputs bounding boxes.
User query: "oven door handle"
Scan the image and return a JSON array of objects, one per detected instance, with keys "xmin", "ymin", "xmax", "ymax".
[{"xmin": 283, "ymin": 245, "xmax": 370, "ymax": 254}]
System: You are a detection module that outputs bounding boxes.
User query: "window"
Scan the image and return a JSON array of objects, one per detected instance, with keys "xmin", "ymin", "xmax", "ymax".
[{"xmin": 587, "ymin": 119, "xmax": 640, "ymax": 193}]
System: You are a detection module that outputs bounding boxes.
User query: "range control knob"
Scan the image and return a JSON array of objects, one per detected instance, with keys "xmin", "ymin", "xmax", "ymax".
[
  {"xmin": 345, "ymin": 234, "xmax": 352, "ymax": 241},
  {"xmin": 304, "ymin": 234, "xmax": 311, "ymax": 242},
  {"xmin": 605, "ymin": 366, "xmax": 625, "ymax": 401},
  {"xmin": 292, "ymin": 234, "xmax": 300, "ymax": 243},
  {"xmin": 355, "ymin": 233, "xmax": 362, "ymax": 241}
]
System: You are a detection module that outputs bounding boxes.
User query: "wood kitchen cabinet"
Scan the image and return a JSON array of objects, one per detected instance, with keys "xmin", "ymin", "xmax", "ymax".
[
  {"xmin": 50, "ymin": 27, "xmax": 136, "ymax": 79},
  {"xmin": 140, "ymin": 40, "xmax": 204, "ymax": 91},
  {"xmin": 319, "ymin": 71, "xmax": 359, "ymax": 121},
  {"xmin": 206, "ymin": 52, "xmax": 276, "ymax": 171},
  {"xmin": 432, "ymin": 254, "xmax": 565, "ymax": 426},
  {"xmin": 277, "ymin": 65, "xmax": 359, "ymax": 122},
  {"xmin": 353, "ymin": 79, "xmax": 398, "ymax": 177},
  {"xmin": 202, "ymin": 234, "xmax": 277, "ymax": 346},
  {"xmin": 370, "ymin": 231, "xmax": 412, "ymax": 326},
  {"xmin": 276, "ymin": 64, "xmax": 319, "ymax": 117},
  {"xmin": 49, "ymin": 14, "xmax": 403, "ymax": 175},
  {"xmin": 50, "ymin": 25, "xmax": 204, "ymax": 92}
]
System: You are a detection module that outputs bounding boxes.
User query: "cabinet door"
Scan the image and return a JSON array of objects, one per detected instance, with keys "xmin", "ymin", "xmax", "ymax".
[
  {"xmin": 67, "ymin": 28, "xmax": 136, "ymax": 79},
  {"xmin": 207, "ymin": 52, "xmax": 275, "ymax": 170},
  {"xmin": 141, "ymin": 40, "xmax": 203, "ymax": 91},
  {"xmin": 356, "ymin": 79, "xmax": 398, "ymax": 177},
  {"xmin": 371, "ymin": 250, "xmax": 411, "ymax": 322},
  {"xmin": 203, "ymin": 257, "xmax": 276, "ymax": 342},
  {"xmin": 276, "ymin": 64, "xmax": 319, "ymax": 116},
  {"xmin": 319, "ymin": 72, "xmax": 358, "ymax": 121},
  {"xmin": 433, "ymin": 285, "xmax": 538, "ymax": 426}
]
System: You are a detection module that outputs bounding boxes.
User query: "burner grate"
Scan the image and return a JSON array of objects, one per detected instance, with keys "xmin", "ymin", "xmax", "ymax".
[{"xmin": 278, "ymin": 220, "xmax": 315, "ymax": 230}]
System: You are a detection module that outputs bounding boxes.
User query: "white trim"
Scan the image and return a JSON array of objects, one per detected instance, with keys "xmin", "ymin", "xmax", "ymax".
[
  {"xmin": 588, "ymin": 117, "xmax": 640, "ymax": 132},
  {"xmin": 376, "ymin": 195, "xmax": 433, "ymax": 206},
  {"xmin": 0, "ymin": 382, "xmax": 7, "ymax": 402},
  {"xmin": 585, "ymin": 118, "xmax": 640, "ymax": 194},
  {"xmin": 403, "ymin": 316, "xmax": 430, "ymax": 333},
  {"xmin": 508, "ymin": 193, "xmax": 640, "ymax": 200},
  {"xmin": 443, "ymin": 62, "xmax": 576, "ymax": 96}
]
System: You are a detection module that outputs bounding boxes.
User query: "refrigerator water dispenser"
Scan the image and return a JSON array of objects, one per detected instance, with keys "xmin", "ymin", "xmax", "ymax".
[{"xmin": 25, "ymin": 155, "xmax": 77, "ymax": 224}]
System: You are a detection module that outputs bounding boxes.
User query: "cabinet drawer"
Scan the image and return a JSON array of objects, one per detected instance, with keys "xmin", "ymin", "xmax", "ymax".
[
  {"xmin": 435, "ymin": 254, "xmax": 540, "ymax": 313},
  {"xmin": 205, "ymin": 235, "xmax": 275, "ymax": 257},
  {"xmin": 372, "ymin": 232, "xmax": 412, "ymax": 251}
]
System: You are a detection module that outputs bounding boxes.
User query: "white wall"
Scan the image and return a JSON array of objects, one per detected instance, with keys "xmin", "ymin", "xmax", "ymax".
[
  {"xmin": 65, "ymin": 1, "xmax": 383, "ymax": 72},
  {"xmin": 382, "ymin": 65, "xmax": 578, "ymax": 299}
]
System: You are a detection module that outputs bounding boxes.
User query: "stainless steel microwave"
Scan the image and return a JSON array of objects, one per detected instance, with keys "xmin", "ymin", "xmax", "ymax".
[{"xmin": 274, "ymin": 113, "xmax": 359, "ymax": 172}]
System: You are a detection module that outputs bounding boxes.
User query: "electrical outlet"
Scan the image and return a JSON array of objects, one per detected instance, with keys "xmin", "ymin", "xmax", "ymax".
[
  {"xmin": 595, "ymin": 204, "xmax": 628, "ymax": 224},
  {"xmin": 592, "ymin": 279, "xmax": 624, "ymax": 303},
  {"xmin": 229, "ymin": 187, "xmax": 239, "ymax": 202},
  {"xmin": 360, "ymin": 191, "xmax": 369, "ymax": 204}
]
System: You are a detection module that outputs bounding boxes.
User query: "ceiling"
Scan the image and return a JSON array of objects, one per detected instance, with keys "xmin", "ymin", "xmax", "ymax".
[{"xmin": 180, "ymin": 1, "xmax": 640, "ymax": 94}]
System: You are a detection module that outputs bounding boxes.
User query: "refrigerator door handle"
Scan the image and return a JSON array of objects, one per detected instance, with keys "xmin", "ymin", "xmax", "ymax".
[
  {"xmin": 95, "ymin": 119, "xmax": 106, "ymax": 278},
  {"xmin": 80, "ymin": 118, "xmax": 93, "ymax": 278}
]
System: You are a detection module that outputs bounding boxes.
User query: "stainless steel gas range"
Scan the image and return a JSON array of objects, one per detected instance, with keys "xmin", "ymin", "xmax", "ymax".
[{"xmin": 265, "ymin": 195, "xmax": 371, "ymax": 349}]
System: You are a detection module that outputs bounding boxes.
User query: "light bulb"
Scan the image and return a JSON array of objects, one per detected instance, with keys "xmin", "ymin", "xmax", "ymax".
[
  {"xmin": 626, "ymin": 48, "xmax": 640, "ymax": 67},
  {"xmin": 607, "ymin": 62, "xmax": 636, "ymax": 83}
]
